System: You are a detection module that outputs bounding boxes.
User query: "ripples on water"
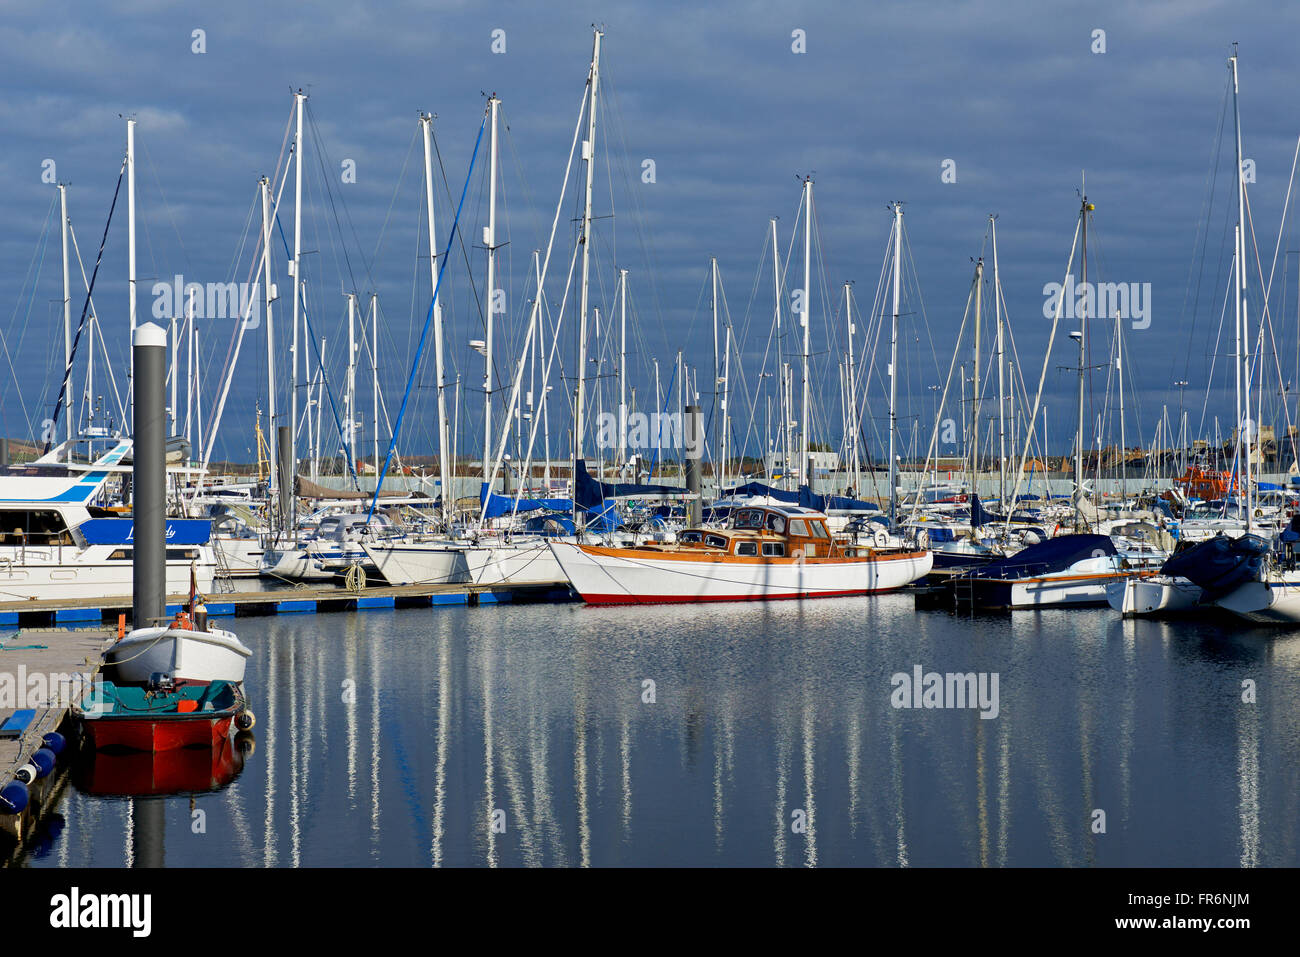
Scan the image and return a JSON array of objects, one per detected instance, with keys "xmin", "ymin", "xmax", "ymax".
[{"xmin": 24, "ymin": 595, "xmax": 1300, "ymax": 866}]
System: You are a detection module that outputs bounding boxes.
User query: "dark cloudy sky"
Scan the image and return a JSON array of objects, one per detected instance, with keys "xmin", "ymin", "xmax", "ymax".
[{"xmin": 3, "ymin": 0, "xmax": 1299, "ymax": 470}]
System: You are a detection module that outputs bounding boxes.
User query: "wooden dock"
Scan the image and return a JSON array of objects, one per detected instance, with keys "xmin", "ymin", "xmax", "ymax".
[
  {"xmin": 0, "ymin": 628, "xmax": 115, "ymax": 846},
  {"xmin": 0, "ymin": 580, "xmax": 572, "ymax": 629}
]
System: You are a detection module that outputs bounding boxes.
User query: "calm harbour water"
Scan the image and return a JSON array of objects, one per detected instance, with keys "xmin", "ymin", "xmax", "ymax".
[{"xmin": 19, "ymin": 595, "xmax": 1300, "ymax": 867}]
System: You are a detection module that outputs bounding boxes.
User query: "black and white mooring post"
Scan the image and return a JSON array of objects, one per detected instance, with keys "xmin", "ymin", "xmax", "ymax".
[
  {"xmin": 129, "ymin": 320, "xmax": 168, "ymax": 869},
  {"xmin": 131, "ymin": 321, "xmax": 167, "ymax": 630}
]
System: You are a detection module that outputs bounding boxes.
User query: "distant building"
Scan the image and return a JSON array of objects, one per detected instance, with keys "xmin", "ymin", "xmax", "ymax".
[{"xmin": 765, "ymin": 450, "xmax": 840, "ymax": 476}]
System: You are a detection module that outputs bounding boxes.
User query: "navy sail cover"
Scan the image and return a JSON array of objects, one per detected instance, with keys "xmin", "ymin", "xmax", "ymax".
[{"xmin": 968, "ymin": 533, "xmax": 1116, "ymax": 579}]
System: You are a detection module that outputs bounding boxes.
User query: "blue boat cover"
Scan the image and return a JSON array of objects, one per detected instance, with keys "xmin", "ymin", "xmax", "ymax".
[
  {"xmin": 1160, "ymin": 533, "xmax": 1270, "ymax": 598},
  {"xmin": 478, "ymin": 484, "xmax": 571, "ymax": 519},
  {"xmin": 966, "ymin": 533, "xmax": 1116, "ymax": 580}
]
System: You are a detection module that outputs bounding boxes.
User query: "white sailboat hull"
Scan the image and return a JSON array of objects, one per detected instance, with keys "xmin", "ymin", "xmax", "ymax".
[
  {"xmin": 461, "ymin": 540, "xmax": 568, "ymax": 586},
  {"xmin": 1106, "ymin": 576, "xmax": 1202, "ymax": 616},
  {"xmin": 1214, "ymin": 576, "xmax": 1300, "ymax": 624},
  {"xmin": 361, "ymin": 542, "xmax": 470, "ymax": 586}
]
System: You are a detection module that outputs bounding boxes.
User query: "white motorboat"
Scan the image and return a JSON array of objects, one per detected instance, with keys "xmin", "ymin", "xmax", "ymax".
[
  {"xmin": 106, "ymin": 610, "xmax": 251, "ymax": 686},
  {"xmin": 0, "ymin": 439, "xmax": 217, "ymax": 602}
]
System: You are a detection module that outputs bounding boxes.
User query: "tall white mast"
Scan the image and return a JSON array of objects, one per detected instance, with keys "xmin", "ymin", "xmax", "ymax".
[
  {"xmin": 844, "ymin": 282, "xmax": 859, "ymax": 492},
  {"xmin": 972, "ymin": 257, "xmax": 983, "ymax": 498},
  {"xmin": 170, "ymin": 315, "xmax": 178, "ymax": 437},
  {"xmin": 347, "ymin": 292, "xmax": 357, "ymax": 471},
  {"xmin": 801, "ymin": 178, "xmax": 813, "ymax": 488},
  {"xmin": 575, "ymin": 29, "xmax": 603, "ymax": 467},
  {"xmin": 888, "ymin": 202, "xmax": 902, "ymax": 527},
  {"xmin": 653, "ymin": 358, "xmax": 661, "ymax": 478},
  {"xmin": 59, "ymin": 183, "xmax": 73, "ymax": 449},
  {"xmin": 1075, "ymin": 188, "xmax": 1090, "ymax": 529},
  {"xmin": 723, "ymin": 322, "xmax": 731, "ymax": 490},
  {"xmin": 711, "ymin": 256, "xmax": 720, "ymax": 488},
  {"xmin": 1230, "ymin": 52, "xmax": 1252, "ymax": 527},
  {"xmin": 483, "ymin": 94, "xmax": 500, "ymax": 482},
  {"xmin": 1116, "ymin": 309, "xmax": 1126, "ymax": 501},
  {"xmin": 191, "ymin": 290, "xmax": 202, "ymax": 464},
  {"xmin": 618, "ymin": 267, "xmax": 628, "ymax": 471},
  {"xmin": 260, "ymin": 176, "xmax": 278, "ymax": 499},
  {"xmin": 126, "ymin": 118, "xmax": 137, "ymax": 417},
  {"xmin": 370, "ymin": 294, "xmax": 379, "ymax": 487},
  {"xmin": 991, "ymin": 215, "xmax": 1006, "ymax": 505},
  {"xmin": 290, "ymin": 90, "xmax": 305, "ymax": 524},
  {"xmin": 420, "ymin": 113, "xmax": 452, "ymax": 515},
  {"xmin": 769, "ymin": 218, "xmax": 791, "ymax": 491},
  {"xmin": 185, "ymin": 291, "xmax": 194, "ymax": 452}
]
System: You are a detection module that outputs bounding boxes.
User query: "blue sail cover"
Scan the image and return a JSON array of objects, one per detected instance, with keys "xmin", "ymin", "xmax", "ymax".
[
  {"xmin": 478, "ymin": 484, "xmax": 571, "ymax": 520},
  {"xmin": 574, "ymin": 459, "xmax": 690, "ymax": 510},
  {"xmin": 1160, "ymin": 533, "xmax": 1270, "ymax": 598},
  {"xmin": 966, "ymin": 533, "xmax": 1116, "ymax": 580}
]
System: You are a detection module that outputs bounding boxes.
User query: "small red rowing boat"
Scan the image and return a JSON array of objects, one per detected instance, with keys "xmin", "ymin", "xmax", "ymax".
[{"xmin": 74, "ymin": 679, "xmax": 249, "ymax": 752}]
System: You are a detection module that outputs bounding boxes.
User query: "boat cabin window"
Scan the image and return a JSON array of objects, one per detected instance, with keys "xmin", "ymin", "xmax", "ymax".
[
  {"xmin": 765, "ymin": 513, "xmax": 786, "ymax": 534},
  {"xmin": 761, "ymin": 542, "xmax": 785, "ymax": 557},
  {"xmin": 0, "ymin": 509, "xmax": 73, "ymax": 546},
  {"xmin": 681, "ymin": 531, "xmax": 703, "ymax": 543},
  {"xmin": 788, "ymin": 519, "xmax": 809, "ymax": 537},
  {"xmin": 811, "ymin": 522, "xmax": 829, "ymax": 539},
  {"xmin": 734, "ymin": 509, "xmax": 764, "ymax": 530},
  {"xmin": 705, "ymin": 534, "xmax": 728, "ymax": 549},
  {"xmin": 735, "ymin": 541, "xmax": 758, "ymax": 556}
]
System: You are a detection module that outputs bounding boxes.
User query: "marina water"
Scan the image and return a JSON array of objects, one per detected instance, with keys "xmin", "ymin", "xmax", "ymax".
[{"xmin": 21, "ymin": 596, "xmax": 1300, "ymax": 867}]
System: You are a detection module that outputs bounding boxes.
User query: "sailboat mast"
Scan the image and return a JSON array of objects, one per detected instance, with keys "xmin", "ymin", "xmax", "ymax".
[
  {"xmin": 260, "ymin": 176, "xmax": 278, "ymax": 499},
  {"xmin": 347, "ymin": 292, "xmax": 357, "ymax": 471},
  {"xmin": 370, "ymin": 294, "xmax": 379, "ymax": 487},
  {"xmin": 972, "ymin": 257, "xmax": 983, "ymax": 498},
  {"xmin": 1076, "ymin": 190, "xmax": 1090, "ymax": 526},
  {"xmin": 1230, "ymin": 52, "xmax": 1252, "ymax": 528},
  {"xmin": 723, "ymin": 323, "xmax": 731, "ymax": 490},
  {"xmin": 619, "ymin": 267, "xmax": 628, "ymax": 471},
  {"xmin": 845, "ymin": 282, "xmax": 859, "ymax": 492},
  {"xmin": 711, "ymin": 257, "xmax": 720, "ymax": 489},
  {"xmin": 290, "ymin": 90, "xmax": 305, "ymax": 533},
  {"xmin": 483, "ymin": 94, "xmax": 500, "ymax": 484},
  {"xmin": 127, "ymin": 119, "xmax": 137, "ymax": 418},
  {"xmin": 801, "ymin": 178, "xmax": 813, "ymax": 488},
  {"xmin": 420, "ymin": 113, "xmax": 452, "ymax": 516},
  {"xmin": 888, "ymin": 201, "xmax": 902, "ymax": 527},
  {"xmin": 59, "ymin": 184, "xmax": 72, "ymax": 448},
  {"xmin": 575, "ymin": 29, "xmax": 603, "ymax": 470},
  {"xmin": 991, "ymin": 216, "xmax": 1006, "ymax": 505},
  {"xmin": 1116, "ymin": 309, "xmax": 1126, "ymax": 501}
]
